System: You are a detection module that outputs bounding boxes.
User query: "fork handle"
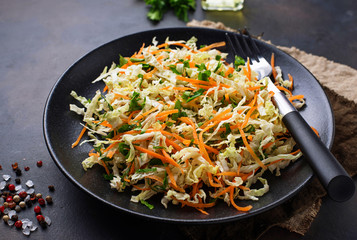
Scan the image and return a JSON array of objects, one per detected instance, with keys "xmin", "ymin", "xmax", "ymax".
[{"xmin": 282, "ymin": 110, "xmax": 355, "ymax": 202}]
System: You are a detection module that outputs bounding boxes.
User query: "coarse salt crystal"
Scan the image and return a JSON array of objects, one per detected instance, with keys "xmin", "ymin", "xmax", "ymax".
[
  {"xmin": 45, "ymin": 216, "xmax": 51, "ymax": 226},
  {"xmin": 26, "ymin": 188, "xmax": 35, "ymax": 194},
  {"xmin": 25, "ymin": 180, "xmax": 34, "ymax": 188},
  {"xmin": 0, "ymin": 181, "xmax": 6, "ymax": 190},
  {"xmin": 2, "ymin": 175, "xmax": 11, "ymax": 181},
  {"xmin": 30, "ymin": 225, "xmax": 37, "ymax": 232},
  {"xmin": 7, "ymin": 219, "xmax": 14, "ymax": 226},
  {"xmin": 22, "ymin": 227, "xmax": 31, "ymax": 236},
  {"xmin": 8, "ymin": 210, "xmax": 16, "ymax": 219},
  {"xmin": 15, "ymin": 185, "xmax": 23, "ymax": 191}
]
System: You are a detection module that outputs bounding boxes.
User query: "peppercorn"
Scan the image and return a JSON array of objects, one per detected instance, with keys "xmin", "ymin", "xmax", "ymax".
[
  {"xmin": 13, "ymin": 195, "xmax": 20, "ymax": 203},
  {"xmin": 8, "ymin": 202, "xmax": 16, "ymax": 209},
  {"xmin": 3, "ymin": 202, "xmax": 9, "ymax": 208},
  {"xmin": 8, "ymin": 184, "xmax": 15, "ymax": 192},
  {"xmin": 19, "ymin": 201, "xmax": 26, "ymax": 209},
  {"xmin": 30, "ymin": 193, "xmax": 36, "ymax": 201},
  {"xmin": 36, "ymin": 161, "xmax": 43, "ymax": 167},
  {"xmin": 11, "ymin": 162, "xmax": 18, "ymax": 171},
  {"xmin": 45, "ymin": 195, "xmax": 53, "ymax": 204},
  {"xmin": 19, "ymin": 191, "xmax": 27, "ymax": 199},
  {"xmin": 0, "ymin": 206, "xmax": 4, "ymax": 213},
  {"xmin": 25, "ymin": 199, "xmax": 32, "ymax": 207},
  {"xmin": 36, "ymin": 193, "xmax": 42, "ymax": 199},
  {"xmin": 2, "ymin": 215, "xmax": 9, "ymax": 223},
  {"xmin": 38, "ymin": 198, "xmax": 45, "ymax": 206},
  {"xmin": 15, "ymin": 205, "xmax": 21, "ymax": 213},
  {"xmin": 15, "ymin": 178, "xmax": 21, "ymax": 184},
  {"xmin": 0, "ymin": 165, "xmax": 2, "ymax": 170},
  {"xmin": 34, "ymin": 206, "xmax": 41, "ymax": 214},
  {"xmin": 15, "ymin": 169, "xmax": 22, "ymax": 176},
  {"xmin": 36, "ymin": 214, "xmax": 44, "ymax": 223},
  {"xmin": 48, "ymin": 185, "xmax": 55, "ymax": 191},
  {"xmin": 6, "ymin": 196, "xmax": 13, "ymax": 203},
  {"xmin": 11, "ymin": 214, "xmax": 18, "ymax": 221},
  {"xmin": 24, "ymin": 166, "xmax": 30, "ymax": 171},
  {"xmin": 14, "ymin": 220, "xmax": 22, "ymax": 229}
]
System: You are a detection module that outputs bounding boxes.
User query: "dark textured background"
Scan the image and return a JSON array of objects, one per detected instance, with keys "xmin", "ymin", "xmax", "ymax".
[{"xmin": 0, "ymin": 0, "xmax": 356, "ymax": 239}]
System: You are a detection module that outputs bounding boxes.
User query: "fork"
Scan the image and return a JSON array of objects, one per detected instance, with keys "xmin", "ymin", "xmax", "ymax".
[{"xmin": 225, "ymin": 30, "xmax": 355, "ymax": 202}]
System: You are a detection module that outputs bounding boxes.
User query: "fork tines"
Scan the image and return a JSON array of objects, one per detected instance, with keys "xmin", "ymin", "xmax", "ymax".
[{"xmin": 225, "ymin": 28, "xmax": 261, "ymax": 63}]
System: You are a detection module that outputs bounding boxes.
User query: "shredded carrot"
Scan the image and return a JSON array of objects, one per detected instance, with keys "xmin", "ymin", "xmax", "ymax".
[
  {"xmin": 166, "ymin": 166, "xmax": 185, "ymax": 192},
  {"xmin": 288, "ymin": 95, "xmax": 305, "ymax": 102},
  {"xmin": 199, "ymin": 41, "xmax": 226, "ymax": 52},
  {"xmin": 310, "ymin": 126, "xmax": 320, "ymax": 137},
  {"xmin": 150, "ymin": 48, "xmax": 172, "ymax": 55},
  {"xmin": 224, "ymin": 67, "xmax": 235, "ymax": 77},
  {"xmin": 145, "ymin": 175, "xmax": 164, "ymax": 184},
  {"xmin": 271, "ymin": 53, "xmax": 277, "ymax": 79},
  {"xmin": 157, "ymin": 42, "xmax": 191, "ymax": 50},
  {"xmin": 144, "ymin": 68, "xmax": 157, "ymax": 79},
  {"xmin": 113, "ymin": 93, "xmax": 131, "ymax": 100},
  {"xmin": 199, "ymin": 108, "xmax": 232, "ymax": 130},
  {"xmin": 134, "ymin": 145, "xmax": 166, "ymax": 162},
  {"xmin": 71, "ymin": 124, "xmax": 87, "ymax": 148},
  {"xmin": 172, "ymin": 86, "xmax": 195, "ymax": 91},
  {"xmin": 156, "ymin": 109, "xmax": 179, "ymax": 117},
  {"xmin": 246, "ymin": 58, "xmax": 251, "ymax": 81},
  {"xmin": 207, "ymin": 172, "xmax": 222, "ymax": 188},
  {"xmin": 162, "ymin": 149, "xmax": 184, "ymax": 173},
  {"xmin": 238, "ymin": 126, "xmax": 267, "ymax": 170},
  {"xmin": 103, "ymin": 85, "xmax": 108, "ymax": 93},
  {"xmin": 133, "ymin": 105, "xmax": 160, "ymax": 121},
  {"xmin": 229, "ymin": 187, "xmax": 252, "ymax": 212},
  {"xmin": 100, "ymin": 160, "xmax": 110, "ymax": 175},
  {"xmin": 176, "ymin": 75, "xmax": 216, "ymax": 86},
  {"xmin": 288, "ymin": 73, "xmax": 294, "ymax": 90}
]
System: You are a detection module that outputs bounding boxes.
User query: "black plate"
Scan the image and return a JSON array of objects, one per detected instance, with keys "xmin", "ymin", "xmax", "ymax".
[{"xmin": 43, "ymin": 27, "xmax": 334, "ymax": 223}]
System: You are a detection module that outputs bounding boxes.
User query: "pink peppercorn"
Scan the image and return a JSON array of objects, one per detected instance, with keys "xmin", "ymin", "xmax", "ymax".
[
  {"xmin": 6, "ymin": 196, "xmax": 13, "ymax": 203},
  {"xmin": 8, "ymin": 184, "xmax": 15, "ymax": 191},
  {"xmin": 36, "ymin": 215, "xmax": 45, "ymax": 222},
  {"xmin": 34, "ymin": 206, "xmax": 41, "ymax": 214},
  {"xmin": 38, "ymin": 198, "xmax": 45, "ymax": 206},
  {"xmin": 0, "ymin": 206, "xmax": 4, "ymax": 213},
  {"xmin": 36, "ymin": 161, "xmax": 43, "ymax": 167},
  {"xmin": 24, "ymin": 166, "xmax": 30, "ymax": 171},
  {"xmin": 15, "ymin": 220, "xmax": 22, "ymax": 229},
  {"xmin": 19, "ymin": 191, "xmax": 27, "ymax": 199}
]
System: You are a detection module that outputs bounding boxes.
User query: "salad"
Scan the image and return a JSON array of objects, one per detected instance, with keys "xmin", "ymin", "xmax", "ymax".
[{"xmin": 70, "ymin": 37, "xmax": 304, "ymax": 214}]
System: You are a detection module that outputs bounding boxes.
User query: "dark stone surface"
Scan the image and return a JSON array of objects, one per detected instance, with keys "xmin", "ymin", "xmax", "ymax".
[{"xmin": 0, "ymin": 0, "xmax": 356, "ymax": 239}]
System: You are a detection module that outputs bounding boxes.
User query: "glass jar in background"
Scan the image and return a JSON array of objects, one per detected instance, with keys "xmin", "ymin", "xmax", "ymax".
[{"xmin": 201, "ymin": 0, "xmax": 244, "ymax": 11}]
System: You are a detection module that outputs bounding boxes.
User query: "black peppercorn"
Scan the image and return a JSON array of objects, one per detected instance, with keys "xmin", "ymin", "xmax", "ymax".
[
  {"xmin": 11, "ymin": 214, "xmax": 18, "ymax": 221},
  {"xmin": 48, "ymin": 185, "xmax": 55, "ymax": 191},
  {"xmin": 15, "ymin": 178, "xmax": 21, "ymax": 184},
  {"xmin": 15, "ymin": 169, "xmax": 22, "ymax": 176}
]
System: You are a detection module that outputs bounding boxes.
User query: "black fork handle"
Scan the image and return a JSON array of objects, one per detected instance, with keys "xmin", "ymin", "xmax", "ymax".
[{"xmin": 282, "ymin": 110, "xmax": 355, "ymax": 202}]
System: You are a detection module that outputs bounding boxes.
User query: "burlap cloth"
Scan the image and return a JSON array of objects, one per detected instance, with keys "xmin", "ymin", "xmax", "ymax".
[{"xmin": 178, "ymin": 20, "xmax": 357, "ymax": 239}]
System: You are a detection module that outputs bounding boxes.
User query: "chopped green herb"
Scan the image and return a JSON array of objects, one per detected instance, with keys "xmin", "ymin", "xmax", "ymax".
[
  {"xmin": 234, "ymin": 56, "xmax": 245, "ymax": 68},
  {"xmin": 118, "ymin": 124, "xmax": 136, "ymax": 133},
  {"xmin": 118, "ymin": 142, "xmax": 130, "ymax": 158},
  {"xmin": 129, "ymin": 92, "xmax": 145, "ymax": 112},
  {"xmin": 140, "ymin": 199, "xmax": 154, "ymax": 210},
  {"xmin": 169, "ymin": 65, "xmax": 181, "ymax": 74},
  {"xmin": 198, "ymin": 70, "xmax": 211, "ymax": 81},
  {"xmin": 118, "ymin": 54, "xmax": 128, "ymax": 68},
  {"xmin": 103, "ymin": 173, "xmax": 114, "ymax": 180},
  {"xmin": 136, "ymin": 168, "xmax": 157, "ymax": 173},
  {"xmin": 186, "ymin": 88, "xmax": 205, "ymax": 102}
]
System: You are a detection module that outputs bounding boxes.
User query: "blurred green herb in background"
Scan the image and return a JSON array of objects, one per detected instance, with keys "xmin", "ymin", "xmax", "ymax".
[{"xmin": 144, "ymin": 0, "xmax": 196, "ymax": 22}]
